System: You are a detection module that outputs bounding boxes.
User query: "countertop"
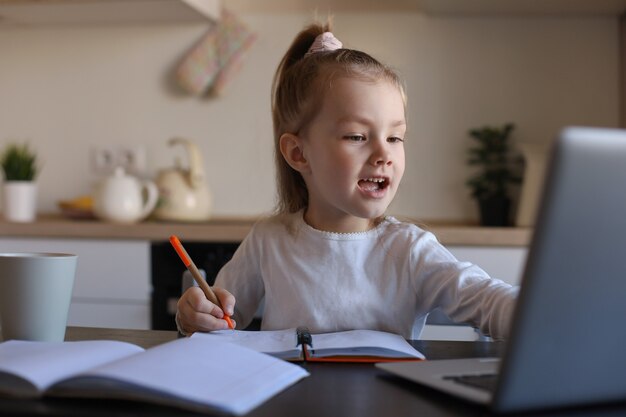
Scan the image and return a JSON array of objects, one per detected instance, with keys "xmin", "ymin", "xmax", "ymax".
[{"xmin": 0, "ymin": 213, "xmax": 531, "ymax": 246}]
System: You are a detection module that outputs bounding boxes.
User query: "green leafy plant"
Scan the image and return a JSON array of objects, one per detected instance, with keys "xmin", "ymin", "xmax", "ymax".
[
  {"xmin": 466, "ymin": 123, "xmax": 521, "ymax": 201},
  {"xmin": 0, "ymin": 143, "xmax": 38, "ymax": 181}
]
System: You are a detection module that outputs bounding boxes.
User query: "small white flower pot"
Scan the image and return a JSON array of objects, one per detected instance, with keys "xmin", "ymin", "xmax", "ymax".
[{"xmin": 2, "ymin": 181, "xmax": 38, "ymax": 222}]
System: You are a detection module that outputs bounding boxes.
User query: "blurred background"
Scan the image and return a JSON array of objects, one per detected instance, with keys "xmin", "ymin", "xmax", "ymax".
[{"xmin": 0, "ymin": 0, "xmax": 619, "ymax": 223}]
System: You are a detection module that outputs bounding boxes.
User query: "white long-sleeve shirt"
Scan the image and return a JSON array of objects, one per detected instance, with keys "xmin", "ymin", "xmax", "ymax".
[{"xmin": 214, "ymin": 212, "xmax": 518, "ymax": 340}]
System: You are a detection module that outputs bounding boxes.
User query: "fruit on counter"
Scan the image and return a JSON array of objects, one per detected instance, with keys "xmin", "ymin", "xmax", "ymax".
[{"xmin": 58, "ymin": 195, "xmax": 94, "ymax": 210}]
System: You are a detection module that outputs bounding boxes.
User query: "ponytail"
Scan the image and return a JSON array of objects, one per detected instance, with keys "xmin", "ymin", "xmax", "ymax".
[{"xmin": 272, "ymin": 23, "xmax": 330, "ymax": 215}]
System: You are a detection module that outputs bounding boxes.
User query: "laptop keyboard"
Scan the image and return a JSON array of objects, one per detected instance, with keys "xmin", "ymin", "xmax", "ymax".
[{"xmin": 444, "ymin": 374, "xmax": 498, "ymax": 392}]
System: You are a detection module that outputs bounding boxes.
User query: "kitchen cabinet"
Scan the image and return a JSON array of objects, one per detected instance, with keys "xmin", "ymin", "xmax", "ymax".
[
  {"xmin": 447, "ymin": 245, "xmax": 527, "ymax": 286},
  {"xmin": 0, "ymin": 237, "xmax": 151, "ymax": 330},
  {"xmin": 0, "ymin": 217, "xmax": 530, "ymax": 336},
  {"xmin": 411, "ymin": 0, "xmax": 626, "ymax": 16},
  {"xmin": 0, "ymin": 236, "xmax": 527, "ymax": 338},
  {"xmin": 0, "ymin": 0, "xmax": 220, "ymax": 26},
  {"xmin": 1, "ymin": 0, "xmax": 624, "ymax": 27},
  {"xmin": 228, "ymin": 0, "xmax": 626, "ymax": 16}
]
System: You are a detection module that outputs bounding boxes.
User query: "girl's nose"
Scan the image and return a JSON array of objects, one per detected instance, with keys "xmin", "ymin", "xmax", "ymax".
[{"xmin": 370, "ymin": 141, "xmax": 392, "ymax": 166}]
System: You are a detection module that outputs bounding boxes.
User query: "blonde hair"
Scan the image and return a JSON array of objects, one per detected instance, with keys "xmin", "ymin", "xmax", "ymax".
[{"xmin": 271, "ymin": 23, "xmax": 407, "ymax": 215}]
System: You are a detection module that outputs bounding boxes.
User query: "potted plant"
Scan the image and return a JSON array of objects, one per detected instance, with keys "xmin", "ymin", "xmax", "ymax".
[
  {"xmin": 466, "ymin": 123, "xmax": 521, "ymax": 227},
  {"xmin": 1, "ymin": 143, "xmax": 39, "ymax": 222}
]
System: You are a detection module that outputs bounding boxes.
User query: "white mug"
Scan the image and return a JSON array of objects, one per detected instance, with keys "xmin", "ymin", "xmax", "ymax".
[{"xmin": 0, "ymin": 253, "xmax": 77, "ymax": 342}]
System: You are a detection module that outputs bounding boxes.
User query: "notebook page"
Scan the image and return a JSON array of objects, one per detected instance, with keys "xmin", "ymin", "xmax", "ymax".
[
  {"xmin": 192, "ymin": 328, "xmax": 301, "ymax": 357},
  {"xmin": 78, "ymin": 337, "xmax": 309, "ymax": 415},
  {"xmin": 0, "ymin": 340, "xmax": 144, "ymax": 394},
  {"xmin": 312, "ymin": 330, "xmax": 425, "ymax": 359}
]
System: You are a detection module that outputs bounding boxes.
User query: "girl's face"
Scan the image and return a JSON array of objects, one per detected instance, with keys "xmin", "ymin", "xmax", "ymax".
[{"xmin": 299, "ymin": 77, "xmax": 406, "ymax": 233}]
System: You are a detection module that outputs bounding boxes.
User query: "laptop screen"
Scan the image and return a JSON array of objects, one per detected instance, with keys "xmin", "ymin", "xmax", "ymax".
[{"xmin": 494, "ymin": 127, "xmax": 626, "ymax": 412}]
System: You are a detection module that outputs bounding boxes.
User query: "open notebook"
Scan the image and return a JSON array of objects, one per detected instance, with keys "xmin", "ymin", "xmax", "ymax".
[
  {"xmin": 377, "ymin": 126, "xmax": 626, "ymax": 413},
  {"xmin": 192, "ymin": 327, "xmax": 424, "ymax": 362},
  {"xmin": 0, "ymin": 337, "xmax": 308, "ymax": 415}
]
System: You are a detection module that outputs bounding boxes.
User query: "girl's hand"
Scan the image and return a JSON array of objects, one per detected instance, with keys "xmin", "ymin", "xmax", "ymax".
[{"xmin": 176, "ymin": 286, "xmax": 236, "ymax": 334}]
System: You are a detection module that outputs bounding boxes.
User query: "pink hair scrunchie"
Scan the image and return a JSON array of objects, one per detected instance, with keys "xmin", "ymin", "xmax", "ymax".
[{"xmin": 305, "ymin": 32, "xmax": 343, "ymax": 56}]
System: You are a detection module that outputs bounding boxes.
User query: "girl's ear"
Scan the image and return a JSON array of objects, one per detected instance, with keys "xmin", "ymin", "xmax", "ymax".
[{"xmin": 279, "ymin": 133, "xmax": 310, "ymax": 173}]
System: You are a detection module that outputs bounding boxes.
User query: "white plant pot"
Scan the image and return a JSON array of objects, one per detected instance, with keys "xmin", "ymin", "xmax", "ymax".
[{"xmin": 2, "ymin": 181, "xmax": 38, "ymax": 222}]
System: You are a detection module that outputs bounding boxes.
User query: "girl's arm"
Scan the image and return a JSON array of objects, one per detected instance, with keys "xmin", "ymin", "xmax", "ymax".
[{"xmin": 412, "ymin": 232, "xmax": 518, "ymax": 341}]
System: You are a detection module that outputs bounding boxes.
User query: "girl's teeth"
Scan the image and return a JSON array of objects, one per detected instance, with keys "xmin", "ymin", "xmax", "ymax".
[{"xmin": 359, "ymin": 178, "xmax": 387, "ymax": 192}]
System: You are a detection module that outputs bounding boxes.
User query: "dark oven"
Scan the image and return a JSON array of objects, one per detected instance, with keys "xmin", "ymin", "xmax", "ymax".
[{"xmin": 150, "ymin": 241, "xmax": 240, "ymax": 330}]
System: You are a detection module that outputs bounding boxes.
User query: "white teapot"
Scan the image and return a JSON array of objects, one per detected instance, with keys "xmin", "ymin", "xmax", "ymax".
[{"xmin": 93, "ymin": 167, "xmax": 158, "ymax": 223}]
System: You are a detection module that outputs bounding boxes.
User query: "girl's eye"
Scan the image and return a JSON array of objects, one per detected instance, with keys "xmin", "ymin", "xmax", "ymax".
[
  {"xmin": 388, "ymin": 136, "xmax": 405, "ymax": 143},
  {"xmin": 345, "ymin": 135, "xmax": 366, "ymax": 142}
]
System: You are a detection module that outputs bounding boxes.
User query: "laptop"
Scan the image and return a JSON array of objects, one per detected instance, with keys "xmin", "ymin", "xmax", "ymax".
[{"xmin": 377, "ymin": 127, "xmax": 626, "ymax": 413}]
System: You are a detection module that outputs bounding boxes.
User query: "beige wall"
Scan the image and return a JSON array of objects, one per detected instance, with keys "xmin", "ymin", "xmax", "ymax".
[{"xmin": 0, "ymin": 12, "xmax": 619, "ymax": 222}]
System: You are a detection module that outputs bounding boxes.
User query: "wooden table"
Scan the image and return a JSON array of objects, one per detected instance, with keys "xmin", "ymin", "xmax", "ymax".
[{"xmin": 1, "ymin": 327, "xmax": 624, "ymax": 417}]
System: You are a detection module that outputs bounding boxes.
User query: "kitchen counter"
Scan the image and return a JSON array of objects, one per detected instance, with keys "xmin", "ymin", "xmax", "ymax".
[{"xmin": 0, "ymin": 214, "xmax": 531, "ymax": 246}]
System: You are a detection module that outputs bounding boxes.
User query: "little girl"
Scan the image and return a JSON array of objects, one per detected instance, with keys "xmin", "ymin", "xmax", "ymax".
[{"xmin": 176, "ymin": 23, "xmax": 517, "ymax": 340}]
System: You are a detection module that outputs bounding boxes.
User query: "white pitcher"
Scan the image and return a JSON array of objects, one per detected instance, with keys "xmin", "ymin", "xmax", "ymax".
[{"xmin": 153, "ymin": 138, "xmax": 211, "ymax": 222}]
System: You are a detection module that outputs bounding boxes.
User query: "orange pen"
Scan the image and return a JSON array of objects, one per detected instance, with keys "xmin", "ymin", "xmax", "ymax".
[{"xmin": 169, "ymin": 235, "xmax": 234, "ymax": 330}]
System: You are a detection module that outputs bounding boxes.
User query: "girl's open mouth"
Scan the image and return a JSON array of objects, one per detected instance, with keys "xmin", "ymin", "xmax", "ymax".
[{"xmin": 358, "ymin": 177, "xmax": 389, "ymax": 194}]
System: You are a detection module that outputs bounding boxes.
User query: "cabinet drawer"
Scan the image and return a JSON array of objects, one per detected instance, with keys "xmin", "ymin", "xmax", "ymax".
[{"xmin": 0, "ymin": 237, "xmax": 150, "ymax": 301}]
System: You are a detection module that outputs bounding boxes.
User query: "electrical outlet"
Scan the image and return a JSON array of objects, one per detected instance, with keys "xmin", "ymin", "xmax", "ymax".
[
  {"xmin": 90, "ymin": 145, "xmax": 147, "ymax": 176},
  {"xmin": 115, "ymin": 145, "xmax": 146, "ymax": 176},
  {"xmin": 90, "ymin": 146, "xmax": 116, "ymax": 175}
]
